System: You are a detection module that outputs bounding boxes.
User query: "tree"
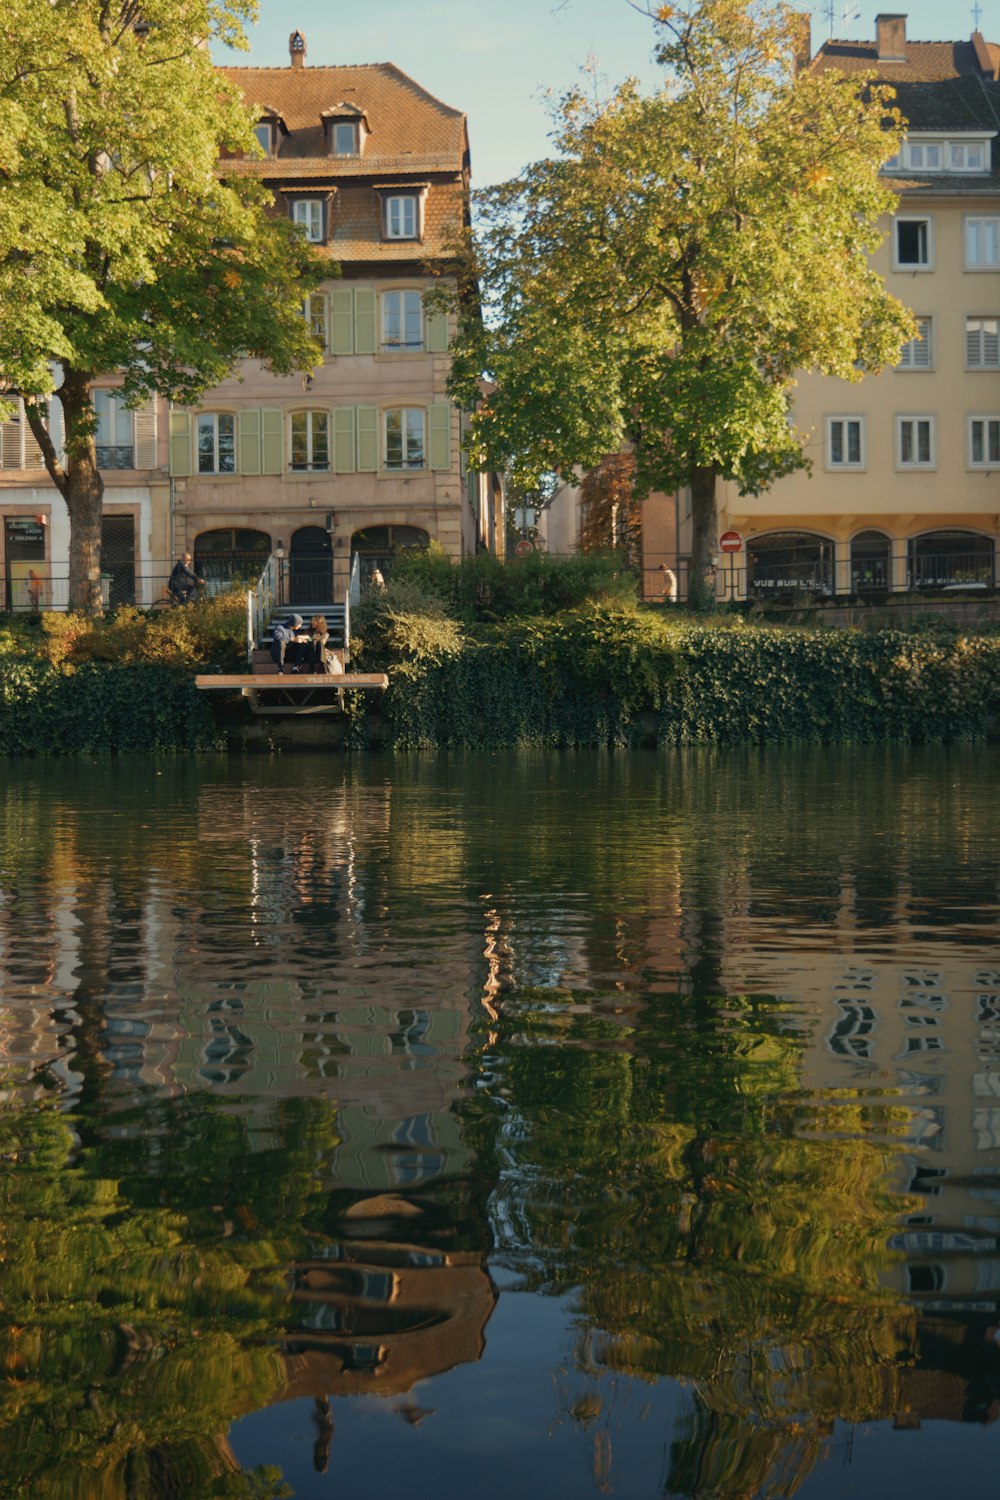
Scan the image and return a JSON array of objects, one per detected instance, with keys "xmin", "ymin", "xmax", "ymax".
[
  {"xmin": 0, "ymin": 0, "xmax": 323, "ymax": 613},
  {"xmin": 578, "ymin": 452, "xmax": 641, "ymax": 562},
  {"xmin": 449, "ymin": 0, "xmax": 914, "ymax": 608}
]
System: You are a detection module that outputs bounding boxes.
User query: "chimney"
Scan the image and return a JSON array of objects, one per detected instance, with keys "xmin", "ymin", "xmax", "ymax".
[
  {"xmin": 875, "ymin": 14, "xmax": 907, "ymax": 61},
  {"xmin": 289, "ymin": 30, "xmax": 306, "ymax": 68},
  {"xmin": 791, "ymin": 11, "xmax": 812, "ymax": 75}
]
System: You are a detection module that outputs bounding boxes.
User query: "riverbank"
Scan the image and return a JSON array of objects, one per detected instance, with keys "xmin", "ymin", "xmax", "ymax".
[
  {"xmin": 4, "ymin": 601, "xmax": 999, "ymax": 753},
  {"xmin": 345, "ymin": 606, "xmax": 1000, "ymax": 750}
]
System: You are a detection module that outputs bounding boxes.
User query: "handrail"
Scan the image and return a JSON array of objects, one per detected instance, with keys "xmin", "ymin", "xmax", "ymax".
[
  {"xmin": 345, "ymin": 550, "xmax": 361, "ymax": 658},
  {"xmin": 247, "ymin": 556, "xmax": 279, "ymax": 663}
]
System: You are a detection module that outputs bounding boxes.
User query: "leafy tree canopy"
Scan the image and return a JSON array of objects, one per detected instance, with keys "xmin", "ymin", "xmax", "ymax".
[
  {"xmin": 0, "ymin": 0, "xmax": 324, "ymax": 610},
  {"xmin": 449, "ymin": 0, "xmax": 914, "ymax": 606}
]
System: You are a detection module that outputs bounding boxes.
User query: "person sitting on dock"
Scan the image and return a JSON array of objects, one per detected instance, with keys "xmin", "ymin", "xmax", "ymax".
[
  {"xmin": 270, "ymin": 614, "xmax": 310, "ymax": 674},
  {"xmin": 307, "ymin": 614, "xmax": 331, "ymax": 673}
]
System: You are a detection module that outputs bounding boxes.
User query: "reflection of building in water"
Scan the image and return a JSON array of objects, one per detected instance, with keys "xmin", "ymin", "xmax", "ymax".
[{"xmin": 278, "ymin": 1234, "xmax": 496, "ymax": 1401}]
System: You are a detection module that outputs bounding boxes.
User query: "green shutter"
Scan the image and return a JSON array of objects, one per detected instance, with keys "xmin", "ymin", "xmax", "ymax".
[
  {"xmin": 334, "ymin": 407, "xmax": 356, "ymax": 473},
  {"xmin": 356, "ymin": 406, "xmax": 379, "ymax": 472},
  {"xmin": 169, "ymin": 409, "xmax": 191, "ymax": 477},
  {"xmin": 238, "ymin": 409, "xmax": 261, "ymax": 475},
  {"xmin": 354, "ymin": 289, "xmax": 377, "ymax": 355},
  {"xmin": 330, "ymin": 289, "xmax": 354, "ymax": 355},
  {"xmin": 261, "ymin": 408, "xmax": 284, "ymax": 474},
  {"xmin": 425, "ymin": 302, "xmax": 448, "ymax": 353},
  {"xmin": 428, "ymin": 404, "xmax": 452, "ymax": 470}
]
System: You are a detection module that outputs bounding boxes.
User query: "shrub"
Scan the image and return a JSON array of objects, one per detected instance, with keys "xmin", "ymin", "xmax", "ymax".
[
  {"xmin": 351, "ymin": 576, "xmax": 462, "ymax": 662},
  {"xmin": 389, "ymin": 546, "xmax": 637, "ymax": 621},
  {"xmin": 35, "ymin": 593, "xmax": 246, "ymax": 671}
]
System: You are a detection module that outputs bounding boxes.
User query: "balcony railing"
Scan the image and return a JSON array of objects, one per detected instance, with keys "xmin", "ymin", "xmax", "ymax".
[{"xmin": 96, "ymin": 444, "xmax": 135, "ymax": 470}]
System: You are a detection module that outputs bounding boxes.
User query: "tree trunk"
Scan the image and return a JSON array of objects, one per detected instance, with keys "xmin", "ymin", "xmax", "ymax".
[
  {"xmin": 60, "ymin": 374, "xmax": 105, "ymax": 615},
  {"xmin": 25, "ymin": 371, "xmax": 105, "ymax": 615},
  {"xmin": 687, "ymin": 464, "xmax": 719, "ymax": 612}
]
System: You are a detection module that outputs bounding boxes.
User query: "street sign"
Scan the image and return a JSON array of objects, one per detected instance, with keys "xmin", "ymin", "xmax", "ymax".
[
  {"xmin": 515, "ymin": 539, "xmax": 533, "ymax": 557},
  {"xmin": 719, "ymin": 530, "xmax": 743, "ymax": 553}
]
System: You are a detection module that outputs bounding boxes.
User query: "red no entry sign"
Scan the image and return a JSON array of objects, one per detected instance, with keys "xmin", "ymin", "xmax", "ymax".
[
  {"xmin": 719, "ymin": 530, "xmax": 743, "ymax": 553},
  {"xmin": 515, "ymin": 539, "xmax": 533, "ymax": 557}
]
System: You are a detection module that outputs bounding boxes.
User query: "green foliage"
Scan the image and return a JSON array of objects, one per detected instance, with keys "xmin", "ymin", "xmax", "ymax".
[
  {"xmin": 351, "ymin": 608, "xmax": 1000, "ymax": 750},
  {"xmin": 36, "ymin": 593, "xmax": 247, "ymax": 670},
  {"xmin": 389, "ymin": 546, "xmax": 638, "ymax": 621},
  {"xmin": 448, "ymin": 0, "xmax": 913, "ymax": 605},
  {"xmin": 0, "ymin": 658, "xmax": 223, "ymax": 754},
  {"xmin": 0, "ymin": 0, "xmax": 324, "ymax": 610}
]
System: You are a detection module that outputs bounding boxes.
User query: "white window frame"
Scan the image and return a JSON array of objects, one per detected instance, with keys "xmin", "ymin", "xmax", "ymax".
[
  {"xmin": 826, "ymin": 415, "xmax": 865, "ymax": 470},
  {"xmin": 290, "ymin": 409, "xmax": 330, "ymax": 472},
  {"xmin": 292, "ymin": 199, "xmax": 324, "ymax": 243},
  {"xmin": 966, "ymin": 217, "xmax": 1000, "ymax": 269},
  {"xmin": 381, "ymin": 289, "xmax": 424, "ymax": 353},
  {"xmin": 383, "ymin": 407, "xmax": 426, "ymax": 470},
  {"xmin": 897, "ymin": 316, "xmax": 933, "ymax": 370},
  {"xmin": 969, "ymin": 415, "xmax": 1000, "ymax": 469},
  {"xmin": 896, "ymin": 415, "xmax": 936, "ymax": 470},
  {"xmin": 885, "ymin": 135, "xmax": 992, "ymax": 176},
  {"xmin": 966, "ymin": 316, "xmax": 1000, "ymax": 369},
  {"xmin": 253, "ymin": 122, "xmax": 273, "ymax": 155},
  {"xmin": 384, "ymin": 194, "xmax": 418, "ymax": 241},
  {"xmin": 332, "ymin": 121, "xmax": 359, "ymax": 156},
  {"xmin": 196, "ymin": 412, "xmax": 236, "ymax": 475},
  {"xmin": 303, "ymin": 292, "xmax": 328, "ymax": 347},
  {"xmin": 893, "ymin": 216, "xmax": 933, "ymax": 271}
]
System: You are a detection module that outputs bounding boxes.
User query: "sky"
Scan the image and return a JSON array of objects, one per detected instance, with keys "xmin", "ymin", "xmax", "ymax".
[{"xmin": 219, "ymin": 1, "xmax": 999, "ymax": 188}]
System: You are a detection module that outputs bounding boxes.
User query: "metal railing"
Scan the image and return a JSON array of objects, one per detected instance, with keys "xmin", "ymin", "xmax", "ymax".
[
  {"xmin": 637, "ymin": 546, "xmax": 997, "ymax": 604},
  {"xmin": 1, "ymin": 568, "xmax": 174, "ymax": 612},
  {"xmin": 247, "ymin": 556, "xmax": 280, "ymax": 661}
]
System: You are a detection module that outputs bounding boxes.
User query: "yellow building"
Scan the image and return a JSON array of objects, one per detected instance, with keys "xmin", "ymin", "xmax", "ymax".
[{"xmin": 669, "ymin": 14, "xmax": 1000, "ymax": 602}]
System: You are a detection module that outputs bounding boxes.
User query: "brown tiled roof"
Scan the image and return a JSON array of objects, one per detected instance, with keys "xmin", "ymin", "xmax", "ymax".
[
  {"xmin": 224, "ymin": 154, "xmax": 462, "ymax": 179},
  {"xmin": 218, "ymin": 61, "xmax": 467, "ymax": 163},
  {"xmin": 813, "ymin": 37, "xmax": 998, "ymax": 82}
]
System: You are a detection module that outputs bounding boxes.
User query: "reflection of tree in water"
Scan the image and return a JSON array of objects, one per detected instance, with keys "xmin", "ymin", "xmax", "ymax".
[
  {"xmin": 463, "ymin": 986, "xmax": 918, "ymax": 1498},
  {"xmin": 0, "ymin": 1082, "xmax": 495, "ymax": 1499}
]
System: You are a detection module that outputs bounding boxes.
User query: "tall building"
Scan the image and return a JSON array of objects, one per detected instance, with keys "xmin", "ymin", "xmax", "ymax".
[
  {"xmin": 713, "ymin": 13, "xmax": 1000, "ymax": 600},
  {"xmin": 172, "ymin": 30, "xmax": 494, "ymax": 602}
]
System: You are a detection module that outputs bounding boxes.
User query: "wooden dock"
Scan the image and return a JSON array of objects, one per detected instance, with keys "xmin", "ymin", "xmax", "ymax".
[{"xmin": 195, "ymin": 672, "xmax": 388, "ymax": 716}]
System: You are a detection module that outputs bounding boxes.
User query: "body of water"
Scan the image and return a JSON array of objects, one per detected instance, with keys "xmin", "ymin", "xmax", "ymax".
[{"xmin": 0, "ymin": 747, "xmax": 998, "ymax": 1498}]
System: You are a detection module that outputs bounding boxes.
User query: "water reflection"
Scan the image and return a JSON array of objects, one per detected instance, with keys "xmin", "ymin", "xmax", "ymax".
[{"xmin": 0, "ymin": 748, "xmax": 998, "ymax": 1496}]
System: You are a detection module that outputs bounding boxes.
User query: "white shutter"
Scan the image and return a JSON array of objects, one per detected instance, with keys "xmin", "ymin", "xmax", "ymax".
[
  {"xmin": 0, "ymin": 413, "xmax": 21, "ymax": 469},
  {"xmin": 22, "ymin": 403, "xmax": 43, "ymax": 467},
  {"xmin": 133, "ymin": 398, "xmax": 157, "ymax": 469}
]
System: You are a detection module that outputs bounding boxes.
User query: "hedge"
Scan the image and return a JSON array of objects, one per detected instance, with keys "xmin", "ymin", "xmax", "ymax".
[
  {"xmin": 353, "ymin": 607, "xmax": 1000, "ymax": 750},
  {"xmin": 0, "ymin": 658, "xmax": 223, "ymax": 755}
]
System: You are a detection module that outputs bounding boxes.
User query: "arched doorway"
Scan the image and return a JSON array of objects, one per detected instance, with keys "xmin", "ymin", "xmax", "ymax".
[
  {"xmin": 850, "ymin": 530, "xmax": 890, "ymax": 593},
  {"xmin": 907, "ymin": 531, "xmax": 995, "ymax": 590},
  {"xmin": 289, "ymin": 525, "xmax": 333, "ymax": 605},
  {"xmin": 351, "ymin": 525, "xmax": 430, "ymax": 588},
  {"xmin": 746, "ymin": 532, "xmax": 834, "ymax": 598},
  {"xmin": 193, "ymin": 528, "xmax": 271, "ymax": 591}
]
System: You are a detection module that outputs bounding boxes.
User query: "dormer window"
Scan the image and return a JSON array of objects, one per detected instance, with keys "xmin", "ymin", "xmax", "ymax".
[
  {"xmin": 254, "ymin": 122, "xmax": 273, "ymax": 154},
  {"xmin": 885, "ymin": 134, "xmax": 993, "ymax": 176},
  {"xmin": 385, "ymin": 195, "xmax": 417, "ymax": 239},
  {"xmin": 333, "ymin": 121, "xmax": 359, "ymax": 156},
  {"xmin": 322, "ymin": 105, "xmax": 368, "ymax": 159},
  {"xmin": 291, "ymin": 199, "xmax": 324, "ymax": 242}
]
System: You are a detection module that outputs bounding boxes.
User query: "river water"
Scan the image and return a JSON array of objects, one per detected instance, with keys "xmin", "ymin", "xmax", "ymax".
[{"xmin": 1, "ymin": 747, "xmax": 999, "ymax": 1499}]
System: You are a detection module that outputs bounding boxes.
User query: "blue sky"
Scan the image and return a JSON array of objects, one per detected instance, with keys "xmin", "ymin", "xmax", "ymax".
[{"xmin": 222, "ymin": 2, "xmax": 995, "ymax": 187}]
